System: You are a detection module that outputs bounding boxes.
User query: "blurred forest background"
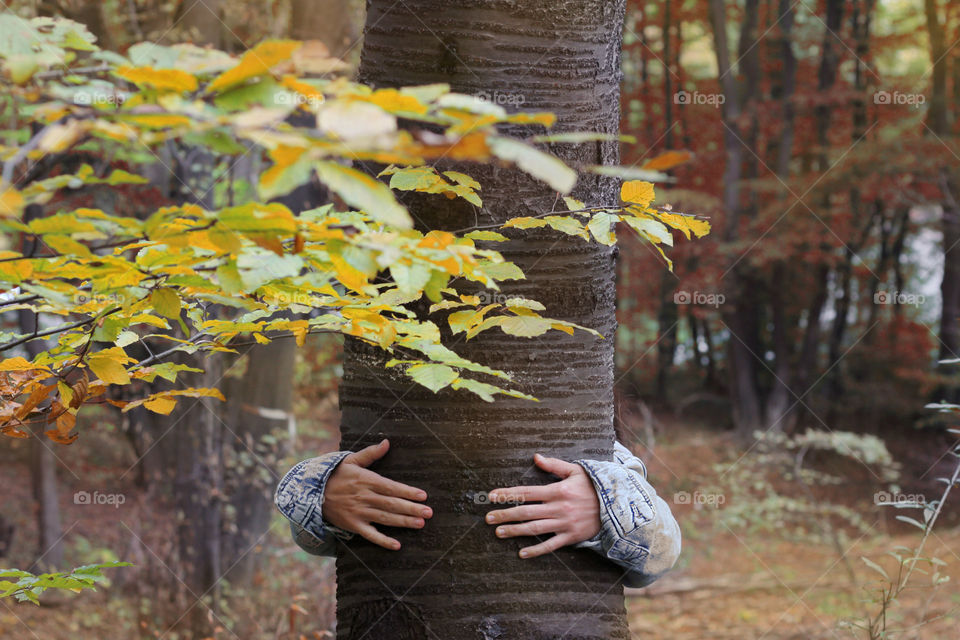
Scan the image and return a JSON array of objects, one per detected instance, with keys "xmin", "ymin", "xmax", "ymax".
[{"xmin": 2, "ymin": 0, "xmax": 960, "ymax": 638}]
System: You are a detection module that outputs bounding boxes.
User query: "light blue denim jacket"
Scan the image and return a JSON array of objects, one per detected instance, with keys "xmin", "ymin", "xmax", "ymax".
[{"xmin": 274, "ymin": 441, "xmax": 681, "ymax": 588}]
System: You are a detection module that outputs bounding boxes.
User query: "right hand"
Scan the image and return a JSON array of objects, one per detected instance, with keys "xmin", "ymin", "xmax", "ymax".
[{"xmin": 323, "ymin": 438, "xmax": 432, "ymax": 550}]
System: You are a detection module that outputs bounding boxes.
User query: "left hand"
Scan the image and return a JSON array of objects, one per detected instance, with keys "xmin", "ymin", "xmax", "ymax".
[{"xmin": 485, "ymin": 453, "xmax": 601, "ymax": 559}]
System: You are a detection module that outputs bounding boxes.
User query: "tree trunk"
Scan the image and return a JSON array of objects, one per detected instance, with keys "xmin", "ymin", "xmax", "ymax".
[
  {"xmin": 18, "ymin": 204, "xmax": 64, "ymax": 572},
  {"xmin": 173, "ymin": 0, "xmax": 224, "ymax": 48},
  {"xmin": 220, "ymin": 334, "xmax": 298, "ymax": 584},
  {"xmin": 709, "ymin": 0, "xmax": 764, "ymax": 437},
  {"xmin": 288, "ymin": 0, "xmax": 364, "ymax": 63},
  {"xmin": 337, "ymin": 1, "xmax": 629, "ymax": 638}
]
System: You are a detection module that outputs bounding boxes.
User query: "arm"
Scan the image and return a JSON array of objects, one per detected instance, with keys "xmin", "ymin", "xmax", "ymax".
[
  {"xmin": 573, "ymin": 441, "xmax": 681, "ymax": 588},
  {"xmin": 274, "ymin": 439, "xmax": 432, "ymax": 556},
  {"xmin": 485, "ymin": 441, "xmax": 681, "ymax": 589},
  {"xmin": 275, "ymin": 451, "xmax": 352, "ymax": 556}
]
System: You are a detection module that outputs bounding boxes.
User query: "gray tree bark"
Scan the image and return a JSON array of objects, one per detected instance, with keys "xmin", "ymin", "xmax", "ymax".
[{"xmin": 336, "ymin": 1, "xmax": 630, "ymax": 638}]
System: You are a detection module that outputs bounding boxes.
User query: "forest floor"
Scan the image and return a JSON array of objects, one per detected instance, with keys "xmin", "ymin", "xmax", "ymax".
[{"xmin": 1, "ymin": 396, "xmax": 958, "ymax": 640}]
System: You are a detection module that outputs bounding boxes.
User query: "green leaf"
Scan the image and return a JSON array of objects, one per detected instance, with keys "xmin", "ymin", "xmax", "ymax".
[
  {"xmin": 465, "ymin": 230, "xmax": 508, "ymax": 242},
  {"xmin": 587, "ymin": 165, "xmax": 672, "ymax": 183},
  {"xmin": 499, "ymin": 315, "xmax": 553, "ymax": 337},
  {"xmin": 489, "ymin": 137, "xmax": 577, "ymax": 194},
  {"xmin": 860, "ymin": 556, "xmax": 889, "ymax": 580},
  {"xmin": 314, "ymin": 161, "xmax": 412, "ymax": 229},
  {"xmin": 150, "ymin": 288, "xmax": 181, "ymax": 319},
  {"xmin": 407, "ymin": 363, "xmax": 458, "ymax": 392},
  {"xmin": 622, "ymin": 215, "xmax": 673, "ymax": 246},
  {"xmin": 480, "ymin": 262, "xmax": 525, "ymax": 281},
  {"xmin": 587, "ymin": 212, "xmax": 617, "ymax": 245},
  {"xmin": 531, "ymin": 132, "xmax": 636, "ymax": 144}
]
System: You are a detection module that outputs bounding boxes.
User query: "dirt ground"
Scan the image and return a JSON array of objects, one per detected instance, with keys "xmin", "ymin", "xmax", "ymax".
[{"xmin": 2, "ymin": 401, "xmax": 958, "ymax": 639}]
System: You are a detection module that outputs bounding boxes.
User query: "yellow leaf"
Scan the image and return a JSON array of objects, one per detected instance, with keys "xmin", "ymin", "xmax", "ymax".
[
  {"xmin": 641, "ymin": 150, "xmax": 693, "ymax": 171},
  {"xmin": 0, "ymin": 357, "xmax": 49, "ymax": 372},
  {"xmin": 208, "ymin": 40, "xmax": 302, "ymax": 93},
  {"xmin": 121, "ymin": 114, "xmax": 192, "ymax": 128},
  {"xmin": 115, "ymin": 66, "xmax": 198, "ymax": 92},
  {"xmin": 363, "ymin": 88, "xmax": 429, "ymax": 115},
  {"xmin": 38, "ymin": 120, "xmax": 85, "ymax": 153},
  {"xmin": 87, "ymin": 347, "xmax": 135, "ymax": 386},
  {"xmin": 150, "ymin": 288, "xmax": 181, "ymax": 319},
  {"xmin": 621, "ymin": 180, "xmax": 655, "ymax": 207},
  {"xmin": 88, "ymin": 356, "xmax": 130, "ymax": 385},
  {"xmin": 144, "ymin": 396, "xmax": 177, "ymax": 415},
  {"xmin": 0, "ymin": 187, "xmax": 24, "ymax": 217},
  {"xmin": 654, "ymin": 210, "xmax": 712, "ymax": 239}
]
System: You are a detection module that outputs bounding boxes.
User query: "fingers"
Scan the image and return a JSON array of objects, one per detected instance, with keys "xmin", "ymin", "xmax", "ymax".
[
  {"xmin": 488, "ymin": 484, "xmax": 557, "ymax": 504},
  {"xmin": 494, "ymin": 519, "xmax": 562, "ymax": 539},
  {"xmin": 533, "ymin": 453, "xmax": 579, "ymax": 478},
  {"xmin": 368, "ymin": 494, "xmax": 433, "ymax": 519},
  {"xmin": 346, "ymin": 439, "xmax": 390, "ymax": 468},
  {"xmin": 519, "ymin": 533, "xmax": 571, "ymax": 559},
  {"xmin": 485, "ymin": 504, "xmax": 552, "ymax": 525},
  {"xmin": 356, "ymin": 523, "xmax": 401, "ymax": 551},
  {"xmin": 365, "ymin": 471, "xmax": 428, "ymax": 502},
  {"xmin": 366, "ymin": 509, "xmax": 426, "ymax": 530}
]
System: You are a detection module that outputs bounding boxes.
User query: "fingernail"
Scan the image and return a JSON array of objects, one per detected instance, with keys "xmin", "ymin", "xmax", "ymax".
[
  {"xmin": 496, "ymin": 527, "xmax": 505, "ymax": 537},
  {"xmin": 418, "ymin": 491, "xmax": 427, "ymax": 500},
  {"xmin": 422, "ymin": 508, "xmax": 432, "ymax": 518},
  {"xmin": 485, "ymin": 514, "xmax": 494, "ymax": 523},
  {"xmin": 416, "ymin": 519, "xmax": 425, "ymax": 527},
  {"xmin": 393, "ymin": 541, "xmax": 401, "ymax": 550},
  {"xmin": 519, "ymin": 549, "xmax": 528, "ymax": 558}
]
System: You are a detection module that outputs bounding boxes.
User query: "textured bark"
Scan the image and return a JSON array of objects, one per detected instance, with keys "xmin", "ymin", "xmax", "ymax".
[{"xmin": 337, "ymin": 1, "xmax": 629, "ymax": 638}]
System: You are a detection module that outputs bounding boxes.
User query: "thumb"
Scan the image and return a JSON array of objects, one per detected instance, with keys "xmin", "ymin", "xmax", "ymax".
[
  {"xmin": 534, "ymin": 453, "xmax": 578, "ymax": 478},
  {"xmin": 349, "ymin": 439, "xmax": 390, "ymax": 468}
]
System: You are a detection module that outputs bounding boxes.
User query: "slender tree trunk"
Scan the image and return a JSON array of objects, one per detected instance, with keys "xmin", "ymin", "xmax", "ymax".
[
  {"xmin": 655, "ymin": 1, "xmax": 678, "ymax": 401},
  {"xmin": 764, "ymin": 0, "xmax": 799, "ymax": 432},
  {"xmin": 337, "ymin": 2, "xmax": 629, "ymax": 638},
  {"xmin": 18, "ymin": 204, "xmax": 64, "ymax": 572},
  {"xmin": 710, "ymin": 0, "xmax": 763, "ymax": 437}
]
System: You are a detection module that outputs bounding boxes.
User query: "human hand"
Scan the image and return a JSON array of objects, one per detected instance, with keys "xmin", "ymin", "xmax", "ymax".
[
  {"xmin": 485, "ymin": 453, "xmax": 601, "ymax": 558},
  {"xmin": 323, "ymin": 439, "xmax": 432, "ymax": 550}
]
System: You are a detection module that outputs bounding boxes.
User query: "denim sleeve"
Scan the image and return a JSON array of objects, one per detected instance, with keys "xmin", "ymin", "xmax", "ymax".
[
  {"xmin": 274, "ymin": 451, "xmax": 354, "ymax": 556},
  {"xmin": 574, "ymin": 441, "xmax": 681, "ymax": 588}
]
